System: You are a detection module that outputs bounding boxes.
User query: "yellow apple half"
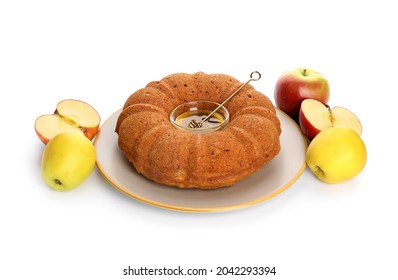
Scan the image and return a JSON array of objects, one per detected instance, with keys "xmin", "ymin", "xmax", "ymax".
[
  {"xmin": 299, "ymin": 99, "xmax": 362, "ymax": 140},
  {"xmin": 306, "ymin": 127, "xmax": 367, "ymax": 183},
  {"xmin": 35, "ymin": 99, "xmax": 100, "ymax": 144}
]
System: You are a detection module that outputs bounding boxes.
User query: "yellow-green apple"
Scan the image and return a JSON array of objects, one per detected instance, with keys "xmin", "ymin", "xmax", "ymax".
[
  {"xmin": 274, "ymin": 68, "xmax": 330, "ymax": 122},
  {"xmin": 35, "ymin": 99, "xmax": 100, "ymax": 144},
  {"xmin": 41, "ymin": 131, "xmax": 96, "ymax": 191},
  {"xmin": 306, "ymin": 127, "xmax": 367, "ymax": 183},
  {"xmin": 299, "ymin": 99, "xmax": 362, "ymax": 140}
]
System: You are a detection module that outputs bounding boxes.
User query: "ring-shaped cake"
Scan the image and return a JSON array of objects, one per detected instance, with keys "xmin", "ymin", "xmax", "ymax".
[{"xmin": 115, "ymin": 72, "xmax": 281, "ymax": 189}]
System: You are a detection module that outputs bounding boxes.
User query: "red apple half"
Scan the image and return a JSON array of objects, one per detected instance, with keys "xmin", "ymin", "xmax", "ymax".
[
  {"xmin": 35, "ymin": 99, "xmax": 101, "ymax": 144},
  {"xmin": 299, "ymin": 99, "xmax": 362, "ymax": 141},
  {"xmin": 274, "ymin": 68, "xmax": 330, "ymax": 123}
]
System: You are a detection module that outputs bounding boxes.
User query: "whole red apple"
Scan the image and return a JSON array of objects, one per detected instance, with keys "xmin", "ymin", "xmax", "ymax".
[{"xmin": 274, "ymin": 68, "xmax": 330, "ymax": 122}]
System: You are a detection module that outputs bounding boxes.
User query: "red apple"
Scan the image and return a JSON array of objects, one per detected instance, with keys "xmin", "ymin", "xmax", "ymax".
[
  {"xmin": 299, "ymin": 98, "xmax": 362, "ymax": 140},
  {"xmin": 35, "ymin": 99, "xmax": 101, "ymax": 144},
  {"xmin": 274, "ymin": 68, "xmax": 330, "ymax": 122}
]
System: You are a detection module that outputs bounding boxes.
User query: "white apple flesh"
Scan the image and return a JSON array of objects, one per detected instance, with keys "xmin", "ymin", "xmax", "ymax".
[
  {"xmin": 35, "ymin": 114, "xmax": 84, "ymax": 144},
  {"xmin": 299, "ymin": 99, "xmax": 362, "ymax": 140},
  {"xmin": 35, "ymin": 99, "xmax": 100, "ymax": 144}
]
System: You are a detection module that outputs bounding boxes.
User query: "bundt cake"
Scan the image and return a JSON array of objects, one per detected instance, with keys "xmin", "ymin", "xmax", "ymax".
[{"xmin": 115, "ymin": 72, "xmax": 281, "ymax": 189}]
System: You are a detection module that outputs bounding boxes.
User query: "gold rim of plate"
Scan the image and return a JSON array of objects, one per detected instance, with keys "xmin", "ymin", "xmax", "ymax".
[{"xmin": 94, "ymin": 108, "xmax": 307, "ymax": 213}]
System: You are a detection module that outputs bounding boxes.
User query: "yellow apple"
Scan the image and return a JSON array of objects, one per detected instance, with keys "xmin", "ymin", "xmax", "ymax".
[
  {"xmin": 35, "ymin": 99, "xmax": 101, "ymax": 144},
  {"xmin": 306, "ymin": 127, "xmax": 367, "ymax": 183},
  {"xmin": 41, "ymin": 131, "xmax": 96, "ymax": 191}
]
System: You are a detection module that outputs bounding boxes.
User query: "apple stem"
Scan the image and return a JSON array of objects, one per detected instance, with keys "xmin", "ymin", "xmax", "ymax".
[
  {"xmin": 303, "ymin": 69, "xmax": 307, "ymax": 76},
  {"xmin": 326, "ymin": 105, "xmax": 335, "ymax": 124}
]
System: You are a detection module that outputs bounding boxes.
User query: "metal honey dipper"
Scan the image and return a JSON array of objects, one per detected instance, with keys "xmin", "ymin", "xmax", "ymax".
[{"xmin": 188, "ymin": 71, "xmax": 262, "ymax": 129}]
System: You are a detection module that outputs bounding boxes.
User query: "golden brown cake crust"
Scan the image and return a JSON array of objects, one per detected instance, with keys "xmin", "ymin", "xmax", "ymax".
[{"xmin": 115, "ymin": 72, "xmax": 281, "ymax": 189}]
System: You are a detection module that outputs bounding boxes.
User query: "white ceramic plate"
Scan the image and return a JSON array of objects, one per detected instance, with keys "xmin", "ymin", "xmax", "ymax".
[{"xmin": 95, "ymin": 108, "xmax": 307, "ymax": 212}]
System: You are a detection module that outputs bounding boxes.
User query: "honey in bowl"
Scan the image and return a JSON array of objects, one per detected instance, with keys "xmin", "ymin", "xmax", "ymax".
[
  {"xmin": 175, "ymin": 110, "xmax": 224, "ymax": 129},
  {"xmin": 169, "ymin": 101, "xmax": 230, "ymax": 134}
]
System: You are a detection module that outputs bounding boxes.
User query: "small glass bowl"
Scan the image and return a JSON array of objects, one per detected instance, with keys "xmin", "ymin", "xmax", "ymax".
[{"xmin": 169, "ymin": 101, "xmax": 230, "ymax": 134}]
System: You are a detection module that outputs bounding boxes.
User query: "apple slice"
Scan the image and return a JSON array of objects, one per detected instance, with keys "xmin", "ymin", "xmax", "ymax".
[
  {"xmin": 35, "ymin": 99, "xmax": 100, "ymax": 144},
  {"xmin": 299, "ymin": 98, "xmax": 362, "ymax": 141}
]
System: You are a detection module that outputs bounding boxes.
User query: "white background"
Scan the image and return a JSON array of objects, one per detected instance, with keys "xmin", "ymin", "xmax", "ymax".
[{"xmin": 1, "ymin": 0, "xmax": 396, "ymax": 279}]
